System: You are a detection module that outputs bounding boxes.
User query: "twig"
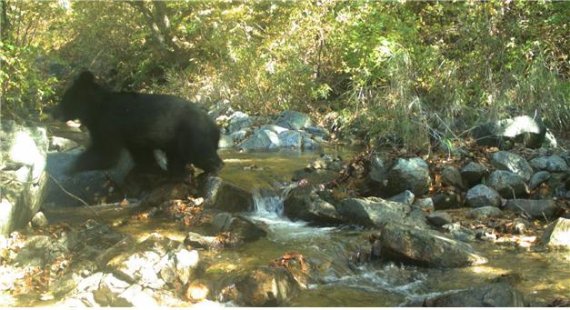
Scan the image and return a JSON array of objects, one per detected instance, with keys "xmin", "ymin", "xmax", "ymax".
[{"xmin": 48, "ymin": 174, "xmax": 100, "ymax": 218}]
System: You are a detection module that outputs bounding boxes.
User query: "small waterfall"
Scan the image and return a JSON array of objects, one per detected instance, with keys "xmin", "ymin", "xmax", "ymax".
[{"xmin": 248, "ymin": 184, "xmax": 334, "ymax": 241}]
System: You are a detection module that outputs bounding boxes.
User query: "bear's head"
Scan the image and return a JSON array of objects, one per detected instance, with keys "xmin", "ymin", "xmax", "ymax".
[{"xmin": 55, "ymin": 71, "xmax": 99, "ymax": 122}]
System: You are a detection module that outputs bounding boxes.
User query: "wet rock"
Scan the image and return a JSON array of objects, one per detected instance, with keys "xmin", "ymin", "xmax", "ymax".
[
  {"xmin": 284, "ymin": 187, "xmax": 343, "ymax": 225},
  {"xmin": 230, "ymin": 128, "xmax": 250, "ymax": 142},
  {"xmin": 529, "ymin": 155, "xmax": 569, "ymax": 172},
  {"xmin": 385, "ymin": 157, "xmax": 432, "ymax": 196},
  {"xmin": 380, "ymin": 223, "xmax": 487, "ymax": 268},
  {"xmin": 278, "ymin": 130, "xmax": 302, "ymax": 149},
  {"xmin": 184, "ymin": 232, "xmax": 223, "ymax": 250},
  {"xmin": 211, "ymin": 213, "xmax": 268, "ymax": 243},
  {"xmin": 441, "ymin": 165, "xmax": 466, "ymax": 190},
  {"xmin": 201, "ymin": 176, "xmax": 254, "ymax": 213},
  {"xmin": 504, "ymin": 199, "xmax": 562, "ymax": 220},
  {"xmin": 427, "ymin": 211, "xmax": 453, "ymax": 227},
  {"xmin": 403, "ymin": 283, "xmax": 526, "ymax": 307},
  {"xmin": 490, "ymin": 151, "xmax": 533, "ymax": 181},
  {"xmin": 229, "ymin": 266, "xmax": 300, "ymax": 306},
  {"xmin": 467, "ymin": 206, "xmax": 503, "ymax": 219},
  {"xmin": 529, "ymin": 171, "xmax": 551, "ymax": 190},
  {"xmin": 239, "ymin": 129, "xmax": 280, "ymax": 151},
  {"xmin": 337, "ymin": 197, "xmax": 420, "ymax": 228},
  {"xmin": 301, "ymin": 134, "xmax": 320, "ymax": 150},
  {"xmin": 465, "ymin": 184, "xmax": 502, "ymax": 208},
  {"xmin": 487, "ymin": 170, "xmax": 529, "ymax": 198},
  {"xmin": 432, "ymin": 191, "xmax": 461, "ymax": 210},
  {"xmin": 1, "ymin": 121, "xmax": 49, "ymax": 235},
  {"xmin": 540, "ymin": 217, "xmax": 570, "ymax": 249},
  {"xmin": 460, "ymin": 162, "xmax": 489, "ymax": 187},
  {"xmin": 387, "ymin": 190, "xmax": 415, "ymax": 206},
  {"xmin": 274, "ymin": 110, "xmax": 312, "ymax": 130}
]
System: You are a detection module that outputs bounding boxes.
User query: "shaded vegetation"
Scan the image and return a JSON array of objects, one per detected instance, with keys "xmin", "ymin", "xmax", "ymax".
[{"xmin": 1, "ymin": 0, "xmax": 569, "ymax": 149}]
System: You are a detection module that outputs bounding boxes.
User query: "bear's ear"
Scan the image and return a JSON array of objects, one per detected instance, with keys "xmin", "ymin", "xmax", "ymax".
[{"xmin": 76, "ymin": 71, "xmax": 95, "ymax": 84}]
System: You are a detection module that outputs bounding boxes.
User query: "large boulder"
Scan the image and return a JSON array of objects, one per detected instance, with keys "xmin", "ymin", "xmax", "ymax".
[
  {"xmin": 490, "ymin": 151, "xmax": 533, "ymax": 181},
  {"xmin": 385, "ymin": 157, "xmax": 432, "ymax": 196},
  {"xmin": 465, "ymin": 184, "xmax": 502, "ymax": 208},
  {"xmin": 379, "ymin": 223, "xmax": 487, "ymax": 268},
  {"xmin": 0, "ymin": 121, "xmax": 49, "ymax": 235},
  {"xmin": 529, "ymin": 155, "xmax": 569, "ymax": 172},
  {"xmin": 486, "ymin": 170, "xmax": 528, "ymax": 198},
  {"xmin": 283, "ymin": 187, "xmax": 344, "ymax": 225},
  {"xmin": 201, "ymin": 176, "xmax": 254, "ymax": 213},
  {"xmin": 336, "ymin": 197, "xmax": 422, "ymax": 228},
  {"xmin": 238, "ymin": 129, "xmax": 280, "ymax": 151}
]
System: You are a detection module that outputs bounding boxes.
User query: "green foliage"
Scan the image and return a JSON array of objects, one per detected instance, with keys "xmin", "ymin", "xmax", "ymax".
[{"xmin": 2, "ymin": 0, "xmax": 568, "ymax": 149}]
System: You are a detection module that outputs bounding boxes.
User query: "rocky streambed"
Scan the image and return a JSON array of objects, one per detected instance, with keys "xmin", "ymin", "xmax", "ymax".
[{"xmin": 2, "ymin": 112, "xmax": 570, "ymax": 307}]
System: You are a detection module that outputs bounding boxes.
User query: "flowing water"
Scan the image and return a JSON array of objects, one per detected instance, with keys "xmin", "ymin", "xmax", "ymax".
[{"xmin": 44, "ymin": 147, "xmax": 570, "ymax": 306}]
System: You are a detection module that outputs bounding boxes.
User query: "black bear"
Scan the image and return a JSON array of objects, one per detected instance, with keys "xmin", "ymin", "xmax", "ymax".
[{"xmin": 56, "ymin": 70, "xmax": 223, "ymax": 177}]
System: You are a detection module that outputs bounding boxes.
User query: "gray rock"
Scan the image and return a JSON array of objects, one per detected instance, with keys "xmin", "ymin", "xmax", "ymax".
[
  {"xmin": 304, "ymin": 126, "xmax": 329, "ymax": 139},
  {"xmin": 467, "ymin": 206, "xmax": 503, "ymax": 219},
  {"xmin": 211, "ymin": 213, "xmax": 267, "ymax": 243},
  {"xmin": 274, "ymin": 110, "xmax": 312, "ymax": 130},
  {"xmin": 283, "ymin": 187, "xmax": 343, "ymax": 225},
  {"xmin": 427, "ymin": 211, "xmax": 453, "ymax": 227},
  {"xmin": 442, "ymin": 165, "xmax": 466, "ymax": 189},
  {"xmin": 403, "ymin": 283, "xmax": 526, "ymax": 307},
  {"xmin": 337, "ymin": 197, "xmax": 417, "ymax": 228},
  {"xmin": 0, "ymin": 121, "xmax": 49, "ymax": 235},
  {"xmin": 465, "ymin": 185, "xmax": 502, "ymax": 208},
  {"xmin": 43, "ymin": 149, "xmax": 133, "ymax": 208},
  {"xmin": 460, "ymin": 162, "xmax": 488, "ymax": 187},
  {"xmin": 260, "ymin": 124, "xmax": 289, "ymax": 134},
  {"xmin": 540, "ymin": 217, "xmax": 570, "ymax": 249},
  {"xmin": 201, "ymin": 176, "xmax": 254, "ymax": 213},
  {"xmin": 529, "ymin": 171, "xmax": 551, "ymax": 190},
  {"xmin": 491, "ymin": 151, "xmax": 533, "ymax": 181},
  {"xmin": 228, "ymin": 111, "xmax": 252, "ymax": 133},
  {"xmin": 93, "ymin": 273, "xmax": 131, "ymax": 306},
  {"xmin": 380, "ymin": 223, "xmax": 487, "ymax": 268},
  {"xmin": 387, "ymin": 190, "xmax": 415, "ymax": 206},
  {"xmin": 504, "ymin": 199, "xmax": 562, "ymax": 220},
  {"xmin": 278, "ymin": 130, "xmax": 302, "ymax": 149},
  {"xmin": 386, "ymin": 157, "xmax": 432, "ymax": 196},
  {"xmin": 230, "ymin": 129, "xmax": 250, "ymax": 142},
  {"xmin": 239, "ymin": 129, "xmax": 280, "ymax": 151},
  {"xmin": 301, "ymin": 133, "xmax": 320, "ymax": 150},
  {"xmin": 529, "ymin": 155, "xmax": 569, "ymax": 172},
  {"xmin": 487, "ymin": 170, "xmax": 528, "ymax": 198},
  {"xmin": 369, "ymin": 155, "xmax": 388, "ymax": 183}
]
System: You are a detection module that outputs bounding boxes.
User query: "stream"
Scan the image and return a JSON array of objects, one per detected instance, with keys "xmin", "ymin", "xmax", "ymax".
[{"xmin": 42, "ymin": 147, "xmax": 570, "ymax": 306}]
